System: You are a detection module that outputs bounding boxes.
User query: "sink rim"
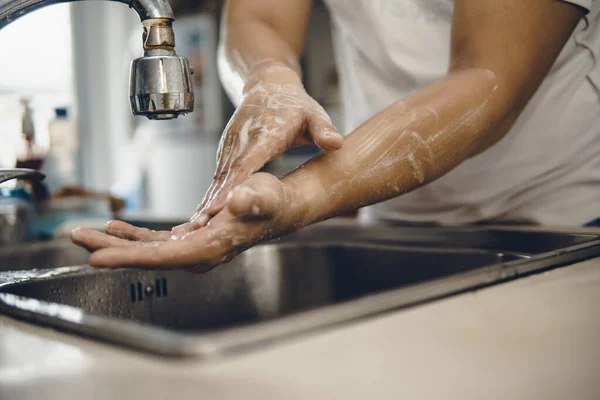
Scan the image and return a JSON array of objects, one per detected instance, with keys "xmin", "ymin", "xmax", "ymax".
[{"xmin": 1, "ymin": 224, "xmax": 600, "ymax": 358}]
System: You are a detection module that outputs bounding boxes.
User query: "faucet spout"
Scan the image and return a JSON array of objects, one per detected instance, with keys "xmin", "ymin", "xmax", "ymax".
[
  {"xmin": 0, "ymin": 169, "xmax": 45, "ymax": 185},
  {"xmin": 0, "ymin": 0, "xmax": 193, "ymax": 120}
]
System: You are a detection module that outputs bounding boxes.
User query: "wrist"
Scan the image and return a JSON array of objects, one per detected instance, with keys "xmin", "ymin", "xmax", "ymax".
[
  {"xmin": 276, "ymin": 170, "xmax": 329, "ymax": 233},
  {"xmin": 244, "ymin": 59, "xmax": 303, "ymax": 93}
]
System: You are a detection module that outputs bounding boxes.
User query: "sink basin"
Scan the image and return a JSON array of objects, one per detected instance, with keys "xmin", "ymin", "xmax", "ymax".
[
  {"xmin": 0, "ymin": 239, "xmax": 89, "ymax": 272},
  {"xmin": 0, "ymin": 216, "xmax": 184, "ymax": 272},
  {"xmin": 1, "ymin": 223, "xmax": 599, "ymax": 357}
]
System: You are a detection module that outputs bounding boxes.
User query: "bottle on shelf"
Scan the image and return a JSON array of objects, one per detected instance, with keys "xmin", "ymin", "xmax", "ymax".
[
  {"xmin": 15, "ymin": 98, "xmax": 48, "ymax": 202},
  {"xmin": 15, "ymin": 98, "xmax": 45, "ymax": 171},
  {"xmin": 44, "ymin": 107, "xmax": 79, "ymax": 192}
]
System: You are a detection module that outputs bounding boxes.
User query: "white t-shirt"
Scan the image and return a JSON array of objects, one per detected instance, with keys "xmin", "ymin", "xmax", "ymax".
[{"xmin": 324, "ymin": 0, "xmax": 600, "ymax": 226}]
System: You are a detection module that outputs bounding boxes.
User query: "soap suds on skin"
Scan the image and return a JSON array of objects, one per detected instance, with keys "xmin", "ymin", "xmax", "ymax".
[
  {"xmin": 427, "ymin": 98, "xmax": 490, "ymax": 145},
  {"xmin": 192, "ymin": 76, "xmax": 342, "ymax": 225},
  {"xmin": 244, "ymin": 82, "xmax": 333, "ymax": 125},
  {"xmin": 407, "ymin": 153, "xmax": 424, "ymax": 183},
  {"xmin": 407, "ymin": 131, "xmax": 435, "ymax": 163},
  {"xmin": 328, "ymin": 73, "xmax": 497, "ymax": 195},
  {"xmin": 238, "ymin": 118, "xmax": 253, "ymax": 148}
]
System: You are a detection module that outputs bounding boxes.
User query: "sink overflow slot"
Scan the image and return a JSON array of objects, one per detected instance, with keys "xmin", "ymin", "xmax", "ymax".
[{"xmin": 129, "ymin": 279, "xmax": 168, "ymax": 303}]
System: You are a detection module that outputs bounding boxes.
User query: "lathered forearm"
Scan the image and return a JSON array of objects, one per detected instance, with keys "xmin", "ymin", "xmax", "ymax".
[
  {"xmin": 217, "ymin": 4, "xmax": 304, "ymax": 106},
  {"xmin": 281, "ymin": 68, "xmax": 506, "ymax": 227}
]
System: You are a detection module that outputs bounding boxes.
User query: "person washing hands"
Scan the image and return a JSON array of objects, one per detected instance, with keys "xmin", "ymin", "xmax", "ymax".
[{"xmin": 73, "ymin": 0, "xmax": 600, "ymax": 270}]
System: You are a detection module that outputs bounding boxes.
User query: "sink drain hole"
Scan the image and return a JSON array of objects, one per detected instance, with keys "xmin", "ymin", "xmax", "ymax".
[
  {"xmin": 153, "ymin": 278, "xmax": 168, "ymax": 297},
  {"xmin": 137, "ymin": 282, "xmax": 143, "ymax": 301},
  {"xmin": 130, "ymin": 279, "xmax": 167, "ymax": 302},
  {"xmin": 130, "ymin": 283, "xmax": 136, "ymax": 303}
]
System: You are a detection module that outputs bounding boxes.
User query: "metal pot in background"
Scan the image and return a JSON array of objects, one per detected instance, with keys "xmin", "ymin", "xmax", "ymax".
[
  {"xmin": 0, "ymin": 201, "xmax": 30, "ymax": 244},
  {"xmin": 0, "ymin": 169, "xmax": 43, "ymax": 245}
]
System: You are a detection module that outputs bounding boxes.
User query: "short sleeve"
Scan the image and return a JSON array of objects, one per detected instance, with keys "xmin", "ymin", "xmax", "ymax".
[{"xmin": 561, "ymin": 0, "xmax": 593, "ymax": 13}]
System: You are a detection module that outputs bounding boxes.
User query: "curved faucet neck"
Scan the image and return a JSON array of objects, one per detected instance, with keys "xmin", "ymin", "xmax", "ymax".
[
  {"xmin": 0, "ymin": 169, "xmax": 45, "ymax": 185},
  {"xmin": 0, "ymin": 0, "xmax": 174, "ymax": 30}
]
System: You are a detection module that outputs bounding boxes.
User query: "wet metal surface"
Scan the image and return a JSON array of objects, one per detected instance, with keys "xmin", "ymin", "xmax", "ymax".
[
  {"xmin": 0, "ymin": 240, "xmax": 89, "ymax": 272},
  {"xmin": 1, "ymin": 223, "xmax": 599, "ymax": 358}
]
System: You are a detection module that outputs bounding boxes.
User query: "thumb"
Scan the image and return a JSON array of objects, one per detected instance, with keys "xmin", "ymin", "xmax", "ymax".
[
  {"xmin": 226, "ymin": 173, "xmax": 284, "ymax": 220},
  {"xmin": 306, "ymin": 108, "xmax": 344, "ymax": 151}
]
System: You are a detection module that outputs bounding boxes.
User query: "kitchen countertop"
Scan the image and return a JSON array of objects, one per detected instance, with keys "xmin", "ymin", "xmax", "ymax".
[{"xmin": 1, "ymin": 247, "xmax": 599, "ymax": 399}]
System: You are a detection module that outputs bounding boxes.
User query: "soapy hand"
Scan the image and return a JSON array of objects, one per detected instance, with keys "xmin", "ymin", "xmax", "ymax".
[
  {"xmin": 185, "ymin": 62, "xmax": 342, "ymax": 235},
  {"xmin": 71, "ymin": 173, "xmax": 291, "ymax": 272}
]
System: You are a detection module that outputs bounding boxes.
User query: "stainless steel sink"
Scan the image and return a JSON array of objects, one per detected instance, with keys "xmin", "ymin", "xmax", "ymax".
[
  {"xmin": 0, "ymin": 239, "xmax": 90, "ymax": 271},
  {"xmin": 1, "ymin": 223, "xmax": 599, "ymax": 358}
]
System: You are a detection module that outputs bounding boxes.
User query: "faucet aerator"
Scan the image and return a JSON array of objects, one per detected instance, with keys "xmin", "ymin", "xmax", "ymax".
[{"xmin": 129, "ymin": 55, "xmax": 194, "ymax": 120}]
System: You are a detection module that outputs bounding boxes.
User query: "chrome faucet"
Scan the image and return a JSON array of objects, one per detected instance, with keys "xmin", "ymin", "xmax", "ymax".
[{"xmin": 0, "ymin": 0, "xmax": 194, "ymax": 120}]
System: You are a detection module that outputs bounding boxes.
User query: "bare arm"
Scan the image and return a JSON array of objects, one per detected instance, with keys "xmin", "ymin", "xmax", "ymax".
[
  {"xmin": 275, "ymin": 0, "xmax": 584, "ymax": 227},
  {"xmin": 218, "ymin": 0, "xmax": 313, "ymax": 105}
]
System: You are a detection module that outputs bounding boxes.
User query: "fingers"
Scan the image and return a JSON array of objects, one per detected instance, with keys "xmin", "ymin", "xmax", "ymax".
[
  {"xmin": 191, "ymin": 116, "xmax": 261, "ymax": 225},
  {"xmin": 73, "ymin": 223, "xmax": 221, "ymax": 270},
  {"xmin": 306, "ymin": 108, "xmax": 344, "ymax": 151},
  {"xmin": 226, "ymin": 173, "xmax": 283, "ymax": 220},
  {"xmin": 88, "ymin": 242, "xmax": 186, "ymax": 269},
  {"xmin": 193, "ymin": 117, "xmax": 245, "ymax": 219},
  {"xmin": 194, "ymin": 124, "xmax": 292, "ymax": 225},
  {"xmin": 104, "ymin": 220, "xmax": 170, "ymax": 242},
  {"xmin": 71, "ymin": 227, "xmax": 136, "ymax": 252},
  {"xmin": 170, "ymin": 222, "xmax": 200, "ymax": 240},
  {"xmin": 88, "ymin": 229, "xmax": 221, "ymax": 269}
]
